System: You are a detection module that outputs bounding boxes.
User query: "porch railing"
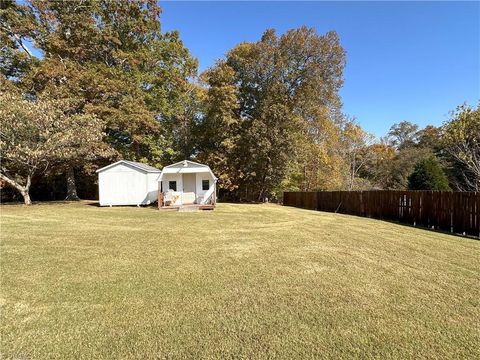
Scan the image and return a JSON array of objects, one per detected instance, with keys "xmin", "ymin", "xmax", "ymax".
[{"xmin": 157, "ymin": 190, "xmax": 216, "ymax": 209}]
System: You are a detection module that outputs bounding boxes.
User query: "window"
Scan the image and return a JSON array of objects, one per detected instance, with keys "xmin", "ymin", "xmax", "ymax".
[
  {"xmin": 202, "ymin": 180, "xmax": 209, "ymax": 191},
  {"xmin": 168, "ymin": 181, "xmax": 177, "ymax": 191}
]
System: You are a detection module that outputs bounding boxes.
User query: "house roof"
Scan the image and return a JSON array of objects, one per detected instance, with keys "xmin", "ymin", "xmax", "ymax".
[
  {"xmin": 158, "ymin": 160, "xmax": 217, "ymax": 180},
  {"xmin": 163, "ymin": 160, "xmax": 209, "ymax": 169},
  {"xmin": 96, "ymin": 160, "xmax": 161, "ymax": 173}
]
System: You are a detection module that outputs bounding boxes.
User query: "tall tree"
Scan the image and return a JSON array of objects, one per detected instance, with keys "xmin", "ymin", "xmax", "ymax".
[
  {"xmin": 387, "ymin": 121, "xmax": 419, "ymax": 149},
  {"xmin": 359, "ymin": 141, "xmax": 396, "ymax": 189},
  {"xmin": 339, "ymin": 119, "xmax": 375, "ymax": 190},
  {"xmin": 443, "ymin": 103, "xmax": 480, "ymax": 191},
  {"xmin": 196, "ymin": 63, "xmax": 240, "ymax": 193},
  {"xmin": 5, "ymin": 0, "xmax": 197, "ymax": 197},
  {"xmin": 0, "ymin": 89, "xmax": 105, "ymax": 204},
  {"xmin": 199, "ymin": 27, "xmax": 346, "ymax": 200},
  {"xmin": 0, "ymin": 0, "xmax": 38, "ymax": 80},
  {"xmin": 417, "ymin": 125, "xmax": 442, "ymax": 151}
]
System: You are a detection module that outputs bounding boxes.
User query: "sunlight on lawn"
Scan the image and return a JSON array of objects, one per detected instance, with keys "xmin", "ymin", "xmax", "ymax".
[{"xmin": 1, "ymin": 202, "xmax": 479, "ymax": 359}]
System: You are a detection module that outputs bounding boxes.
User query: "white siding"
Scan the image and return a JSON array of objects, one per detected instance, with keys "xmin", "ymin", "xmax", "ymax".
[
  {"xmin": 196, "ymin": 173, "xmax": 215, "ymax": 204},
  {"xmin": 161, "ymin": 173, "xmax": 183, "ymax": 193},
  {"xmin": 98, "ymin": 163, "xmax": 156, "ymax": 206},
  {"xmin": 157, "ymin": 161, "xmax": 217, "ymax": 206},
  {"xmin": 146, "ymin": 172, "xmax": 159, "ymax": 203}
]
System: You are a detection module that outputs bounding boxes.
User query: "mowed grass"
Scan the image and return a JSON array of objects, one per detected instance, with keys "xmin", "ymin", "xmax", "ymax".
[{"xmin": 1, "ymin": 202, "xmax": 479, "ymax": 359}]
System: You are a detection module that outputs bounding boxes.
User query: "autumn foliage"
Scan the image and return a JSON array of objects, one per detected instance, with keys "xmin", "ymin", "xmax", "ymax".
[{"xmin": 1, "ymin": 1, "xmax": 478, "ymax": 204}]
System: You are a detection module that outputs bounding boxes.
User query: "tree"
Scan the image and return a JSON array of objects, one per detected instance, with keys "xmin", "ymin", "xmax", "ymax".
[
  {"xmin": 199, "ymin": 27, "xmax": 346, "ymax": 200},
  {"xmin": 387, "ymin": 121, "xmax": 419, "ymax": 149},
  {"xmin": 408, "ymin": 157, "xmax": 451, "ymax": 191},
  {"xmin": 4, "ymin": 0, "xmax": 197, "ymax": 196},
  {"xmin": 417, "ymin": 125, "xmax": 442, "ymax": 152},
  {"xmin": 0, "ymin": 90, "xmax": 106, "ymax": 204},
  {"xmin": 443, "ymin": 103, "xmax": 480, "ymax": 191},
  {"xmin": 358, "ymin": 141, "xmax": 395, "ymax": 189},
  {"xmin": 56, "ymin": 98, "xmax": 115, "ymax": 200},
  {"xmin": 0, "ymin": 0, "xmax": 38, "ymax": 80},
  {"xmin": 196, "ymin": 62, "xmax": 240, "ymax": 192},
  {"xmin": 339, "ymin": 119, "xmax": 375, "ymax": 190},
  {"xmin": 378, "ymin": 147, "xmax": 433, "ymax": 190},
  {"xmin": 363, "ymin": 123, "xmax": 446, "ymax": 190}
]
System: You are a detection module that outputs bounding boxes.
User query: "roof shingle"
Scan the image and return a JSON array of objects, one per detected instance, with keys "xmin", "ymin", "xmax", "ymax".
[{"xmin": 122, "ymin": 160, "xmax": 161, "ymax": 173}]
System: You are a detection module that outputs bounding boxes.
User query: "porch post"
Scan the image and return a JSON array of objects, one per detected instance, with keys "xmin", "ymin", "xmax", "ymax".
[
  {"xmin": 214, "ymin": 181, "xmax": 217, "ymax": 205},
  {"xmin": 158, "ymin": 191, "xmax": 163, "ymax": 209},
  {"xmin": 157, "ymin": 172, "xmax": 164, "ymax": 209},
  {"xmin": 180, "ymin": 173, "xmax": 183, "ymax": 205}
]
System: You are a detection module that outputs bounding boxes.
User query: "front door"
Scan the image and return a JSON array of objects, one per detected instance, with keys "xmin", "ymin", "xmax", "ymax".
[{"xmin": 182, "ymin": 173, "xmax": 196, "ymax": 204}]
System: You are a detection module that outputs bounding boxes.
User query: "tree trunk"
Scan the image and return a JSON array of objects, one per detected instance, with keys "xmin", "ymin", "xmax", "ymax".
[
  {"xmin": 65, "ymin": 167, "xmax": 80, "ymax": 201},
  {"xmin": 257, "ymin": 187, "xmax": 266, "ymax": 202},
  {"xmin": 0, "ymin": 173, "xmax": 32, "ymax": 205},
  {"xmin": 349, "ymin": 158, "xmax": 356, "ymax": 191},
  {"xmin": 21, "ymin": 190, "xmax": 32, "ymax": 205},
  {"xmin": 303, "ymin": 164, "xmax": 307, "ymax": 191}
]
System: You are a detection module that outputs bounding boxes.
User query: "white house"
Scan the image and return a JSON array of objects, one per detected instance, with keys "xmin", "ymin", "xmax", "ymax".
[
  {"xmin": 96, "ymin": 160, "xmax": 161, "ymax": 206},
  {"xmin": 158, "ymin": 160, "xmax": 217, "ymax": 208}
]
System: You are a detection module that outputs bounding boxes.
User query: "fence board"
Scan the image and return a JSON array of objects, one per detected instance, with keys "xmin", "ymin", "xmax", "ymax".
[{"xmin": 283, "ymin": 190, "xmax": 479, "ymax": 238}]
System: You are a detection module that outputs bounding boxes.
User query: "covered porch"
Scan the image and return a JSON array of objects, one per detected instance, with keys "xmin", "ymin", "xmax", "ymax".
[{"xmin": 157, "ymin": 160, "xmax": 217, "ymax": 210}]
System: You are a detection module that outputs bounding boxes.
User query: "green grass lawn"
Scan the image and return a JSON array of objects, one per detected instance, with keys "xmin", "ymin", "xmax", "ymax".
[{"xmin": 1, "ymin": 202, "xmax": 479, "ymax": 359}]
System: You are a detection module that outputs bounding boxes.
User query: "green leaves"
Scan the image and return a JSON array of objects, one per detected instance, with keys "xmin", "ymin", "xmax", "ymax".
[
  {"xmin": 12, "ymin": 0, "xmax": 198, "ymax": 167},
  {"xmin": 0, "ymin": 0, "xmax": 39, "ymax": 79},
  {"xmin": 443, "ymin": 103, "xmax": 480, "ymax": 191},
  {"xmin": 198, "ymin": 27, "xmax": 346, "ymax": 199},
  {"xmin": 0, "ymin": 91, "xmax": 109, "ymax": 201},
  {"xmin": 408, "ymin": 157, "xmax": 451, "ymax": 191}
]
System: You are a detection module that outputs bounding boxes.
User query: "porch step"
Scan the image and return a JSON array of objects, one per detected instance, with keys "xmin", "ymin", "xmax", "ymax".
[
  {"xmin": 158, "ymin": 207, "xmax": 179, "ymax": 212},
  {"xmin": 158, "ymin": 204, "xmax": 215, "ymax": 212},
  {"xmin": 178, "ymin": 205, "xmax": 200, "ymax": 212}
]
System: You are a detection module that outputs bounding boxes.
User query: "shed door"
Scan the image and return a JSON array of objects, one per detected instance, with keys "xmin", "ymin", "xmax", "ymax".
[
  {"xmin": 102, "ymin": 171, "xmax": 145, "ymax": 205},
  {"xmin": 183, "ymin": 173, "xmax": 196, "ymax": 193}
]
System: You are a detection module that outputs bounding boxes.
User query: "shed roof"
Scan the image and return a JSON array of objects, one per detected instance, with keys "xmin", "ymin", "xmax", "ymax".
[
  {"xmin": 96, "ymin": 160, "xmax": 161, "ymax": 173},
  {"xmin": 158, "ymin": 160, "xmax": 217, "ymax": 180},
  {"xmin": 163, "ymin": 160, "xmax": 209, "ymax": 169}
]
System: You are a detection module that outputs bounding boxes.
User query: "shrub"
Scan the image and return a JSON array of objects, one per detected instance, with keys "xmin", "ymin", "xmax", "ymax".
[{"xmin": 408, "ymin": 157, "xmax": 451, "ymax": 190}]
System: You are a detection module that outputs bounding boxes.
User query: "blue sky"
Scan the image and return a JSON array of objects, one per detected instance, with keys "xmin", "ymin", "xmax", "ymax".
[{"xmin": 160, "ymin": 1, "xmax": 480, "ymax": 137}]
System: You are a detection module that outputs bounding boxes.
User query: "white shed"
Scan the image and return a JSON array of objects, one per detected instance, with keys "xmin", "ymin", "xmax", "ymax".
[
  {"xmin": 158, "ymin": 160, "xmax": 217, "ymax": 208},
  {"xmin": 96, "ymin": 160, "xmax": 161, "ymax": 206}
]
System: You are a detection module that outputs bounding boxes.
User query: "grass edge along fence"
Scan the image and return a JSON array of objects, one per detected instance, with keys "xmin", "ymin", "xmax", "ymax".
[{"xmin": 283, "ymin": 191, "xmax": 479, "ymax": 239}]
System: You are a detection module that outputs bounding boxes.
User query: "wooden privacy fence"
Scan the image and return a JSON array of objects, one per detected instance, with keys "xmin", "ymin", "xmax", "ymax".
[{"xmin": 283, "ymin": 191, "xmax": 480, "ymax": 238}]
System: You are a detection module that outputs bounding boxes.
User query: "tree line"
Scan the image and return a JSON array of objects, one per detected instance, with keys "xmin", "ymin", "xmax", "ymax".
[{"xmin": 1, "ymin": 0, "xmax": 479, "ymax": 205}]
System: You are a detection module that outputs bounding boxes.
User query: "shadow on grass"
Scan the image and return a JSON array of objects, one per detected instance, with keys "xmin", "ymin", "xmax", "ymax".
[
  {"xmin": 85, "ymin": 201, "xmax": 101, "ymax": 207},
  {"xmin": 217, "ymin": 200, "xmax": 280, "ymax": 206},
  {"xmin": 88, "ymin": 201, "xmax": 162, "ymax": 211},
  {"xmin": 2, "ymin": 199, "xmax": 280, "ymax": 212},
  {"xmin": 1, "ymin": 199, "xmax": 101, "ymax": 207},
  {"xmin": 378, "ymin": 217, "xmax": 480, "ymax": 241},
  {"xmin": 284, "ymin": 205, "xmax": 479, "ymax": 241}
]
